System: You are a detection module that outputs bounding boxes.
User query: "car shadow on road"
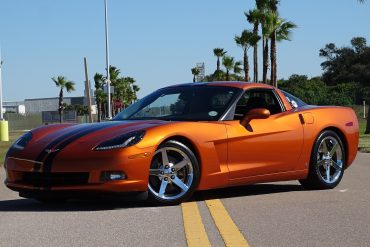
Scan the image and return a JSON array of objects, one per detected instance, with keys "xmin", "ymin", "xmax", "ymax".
[
  {"xmin": 0, "ymin": 198, "xmax": 148, "ymax": 212},
  {"xmin": 0, "ymin": 183, "xmax": 304, "ymax": 212},
  {"xmin": 192, "ymin": 183, "xmax": 305, "ymax": 202}
]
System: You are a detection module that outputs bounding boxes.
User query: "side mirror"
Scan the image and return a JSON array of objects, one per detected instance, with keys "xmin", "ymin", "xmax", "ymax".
[{"xmin": 240, "ymin": 108, "xmax": 270, "ymax": 127}]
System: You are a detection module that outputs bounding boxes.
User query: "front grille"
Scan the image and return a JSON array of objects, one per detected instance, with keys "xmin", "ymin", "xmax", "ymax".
[{"xmin": 19, "ymin": 172, "xmax": 89, "ymax": 187}]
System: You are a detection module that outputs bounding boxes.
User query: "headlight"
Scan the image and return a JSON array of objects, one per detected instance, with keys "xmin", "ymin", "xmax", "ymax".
[
  {"xmin": 13, "ymin": 131, "xmax": 33, "ymax": 150},
  {"xmin": 94, "ymin": 130, "xmax": 145, "ymax": 151}
]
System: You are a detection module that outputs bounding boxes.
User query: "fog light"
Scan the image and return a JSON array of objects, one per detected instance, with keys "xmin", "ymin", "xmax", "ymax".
[{"xmin": 101, "ymin": 171, "xmax": 127, "ymax": 181}]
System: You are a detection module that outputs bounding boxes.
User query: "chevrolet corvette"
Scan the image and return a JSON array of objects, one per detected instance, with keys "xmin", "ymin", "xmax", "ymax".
[{"xmin": 4, "ymin": 82, "xmax": 359, "ymax": 205}]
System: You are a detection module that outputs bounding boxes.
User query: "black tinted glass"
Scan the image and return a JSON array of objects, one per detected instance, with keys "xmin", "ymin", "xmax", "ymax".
[{"xmin": 114, "ymin": 85, "xmax": 242, "ymax": 121}]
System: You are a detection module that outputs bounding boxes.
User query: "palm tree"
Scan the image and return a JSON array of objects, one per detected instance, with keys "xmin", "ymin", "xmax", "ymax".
[
  {"xmin": 132, "ymin": 84, "xmax": 140, "ymax": 102},
  {"xmin": 108, "ymin": 66, "xmax": 121, "ymax": 115},
  {"xmin": 121, "ymin": 77, "xmax": 139, "ymax": 107},
  {"xmin": 235, "ymin": 29, "xmax": 261, "ymax": 81},
  {"xmin": 265, "ymin": 12, "xmax": 296, "ymax": 87},
  {"xmin": 255, "ymin": 0, "xmax": 272, "ymax": 84},
  {"xmin": 191, "ymin": 67, "xmax": 200, "ymax": 82},
  {"xmin": 52, "ymin": 76, "xmax": 75, "ymax": 123},
  {"xmin": 246, "ymin": 9, "xmax": 262, "ymax": 82},
  {"xmin": 222, "ymin": 56, "xmax": 236, "ymax": 81},
  {"xmin": 213, "ymin": 48, "xmax": 227, "ymax": 71},
  {"xmin": 94, "ymin": 73, "xmax": 106, "ymax": 122},
  {"xmin": 233, "ymin": 61, "xmax": 243, "ymax": 76},
  {"xmin": 261, "ymin": 18, "xmax": 270, "ymax": 84}
]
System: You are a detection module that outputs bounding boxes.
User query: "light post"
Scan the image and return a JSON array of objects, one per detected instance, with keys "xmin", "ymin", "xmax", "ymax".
[{"xmin": 104, "ymin": 0, "xmax": 112, "ymax": 119}]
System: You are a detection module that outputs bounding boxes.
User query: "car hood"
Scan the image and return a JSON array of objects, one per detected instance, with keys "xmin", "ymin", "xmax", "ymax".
[{"xmin": 8, "ymin": 120, "xmax": 169, "ymax": 160}]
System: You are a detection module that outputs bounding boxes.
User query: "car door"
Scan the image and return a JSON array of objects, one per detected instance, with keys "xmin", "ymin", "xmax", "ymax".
[{"xmin": 225, "ymin": 89, "xmax": 304, "ymax": 179}]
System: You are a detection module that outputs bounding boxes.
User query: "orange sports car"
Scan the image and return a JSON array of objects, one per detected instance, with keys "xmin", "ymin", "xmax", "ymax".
[{"xmin": 4, "ymin": 82, "xmax": 359, "ymax": 205}]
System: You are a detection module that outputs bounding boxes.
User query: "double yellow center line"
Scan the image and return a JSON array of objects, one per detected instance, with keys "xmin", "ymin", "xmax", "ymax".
[{"xmin": 182, "ymin": 199, "xmax": 250, "ymax": 247}]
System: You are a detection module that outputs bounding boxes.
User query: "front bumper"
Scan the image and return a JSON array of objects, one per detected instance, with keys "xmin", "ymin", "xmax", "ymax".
[{"xmin": 4, "ymin": 146, "xmax": 154, "ymax": 198}]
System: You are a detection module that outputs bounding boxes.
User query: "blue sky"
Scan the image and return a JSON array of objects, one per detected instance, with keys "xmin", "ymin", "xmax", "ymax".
[{"xmin": 1, "ymin": 0, "xmax": 369, "ymax": 101}]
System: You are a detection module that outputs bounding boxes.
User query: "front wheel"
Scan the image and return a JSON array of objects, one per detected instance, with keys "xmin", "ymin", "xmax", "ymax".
[
  {"xmin": 148, "ymin": 140, "xmax": 200, "ymax": 205},
  {"xmin": 299, "ymin": 130, "xmax": 345, "ymax": 190}
]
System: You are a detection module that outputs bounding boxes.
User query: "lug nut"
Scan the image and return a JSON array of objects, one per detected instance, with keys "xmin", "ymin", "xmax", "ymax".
[
  {"xmin": 171, "ymin": 175, "xmax": 175, "ymax": 179},
  {"xmin": 164, "ymin": 177, "xmax": 168, "ymax": 181},
  {"xmin": 171, "ymin": 168, "xmax": 175, "ymax": 172},
  {"xmin": 160, "ymin": 171, "xmax": 164, "ymax": 175},
  {"xmin": 165, "ymin": 165, "xmax": 169, "ymax": 169}
]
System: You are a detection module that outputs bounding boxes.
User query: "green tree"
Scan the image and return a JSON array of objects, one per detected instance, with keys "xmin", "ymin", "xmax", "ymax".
[
  {"xmin": 222, "ymin": 56, "xmax": 236, "ymax": 81},
  {"xmin": 246, "ymin": 9, "xmax": 262, "ymax": 82},
  {"xmin": 233, "ymin": 61, "xmax": 243, "ymax": 75},
  {"xmin": 93, "ymin": 73, "xmax": 106, "ymax": 122},
  {"xmin": 235, "ymin": 30, "xmax": 260, "ymax": 81},
  {"xmin": 320, "ymin": 37, "xmax": 370, "ymax": 88},
  {"xmin": 213, "ymin": 48, "xmax": 227, "ymax": 72},
  {"xmin": 95, "ymin": 66, "xmax": 140, "ymax": 117},
  {"xmin": 51, "ymin": 76, "xmax": 75, "ymax": 123},
  {"xmin": 65, "ymin": 104, "xmax": 89, "ymax": 116},
  {"xmin": 255, "ymin": 0, "xmax": 272, "ymax": 84},
  {"xmin": 279, "ymin": 75, "xmax": 327, "ymax": 105},
  {"xmin": 191, "ymin": 67, "xmax": 200, "ymax": 82},
  {"xmin": 264, "ymin": 12, "xmax": 296, "ymax": 87}
]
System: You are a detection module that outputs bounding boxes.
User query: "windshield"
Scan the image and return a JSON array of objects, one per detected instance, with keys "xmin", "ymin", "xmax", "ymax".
[{"xmin": 113, "ymin": 85, "xmax": 242, "ymax": 121}]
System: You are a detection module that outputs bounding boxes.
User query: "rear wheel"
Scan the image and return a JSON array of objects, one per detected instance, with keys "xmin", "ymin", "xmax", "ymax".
[
  {"xmin": 148, "ymin": 140, "xmax": 200, "ymax": 205},
  {"xmin": 299, "ymin": 130, "xmax": 345, "ymax": 189}
]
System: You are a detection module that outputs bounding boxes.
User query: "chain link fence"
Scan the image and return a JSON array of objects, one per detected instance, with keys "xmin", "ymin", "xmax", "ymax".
[{"xmin": 4, "ymin": 113, "xmax": 95, "ymax": 132}]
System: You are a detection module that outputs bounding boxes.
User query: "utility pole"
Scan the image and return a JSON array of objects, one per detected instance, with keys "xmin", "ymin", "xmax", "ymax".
[
  {"xmin": 84, "ymin": 57, "xmax": 93, "ymax": 123},
  {"xmin": 104, "ymin": 0, "xmax": 112, "ymax": 119}
]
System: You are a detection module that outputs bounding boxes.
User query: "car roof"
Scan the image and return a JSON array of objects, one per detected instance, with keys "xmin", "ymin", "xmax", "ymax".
[{"xmin": 166, "ymin": 81, "xmax": 275, "ymax": 90}]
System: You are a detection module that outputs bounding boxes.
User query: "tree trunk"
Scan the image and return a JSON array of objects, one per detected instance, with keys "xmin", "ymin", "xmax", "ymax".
[
  {"xmin": 270, "ymin": 31, "xmax": 277, "ymax": 87},
  {"xmin": 58, "ymin": 88, "xmax": 64, "ymax": 123},
  {"xmin": 217, "ymin": 57, "xmax": 220, "ymax": 71},
  {"xmin": 97, "ymin": 101, "xmax": 102, "ymax": 122},
  {"xmin": 365, "ymin": 106, "xmax": 370, "ymax": 134},
  {"xmin": 193, "ymin": 74, "xmax": 196, "ymax": 82},
  {"xmin": 263, "ymin": 38, "xmax": 269, "ymax": 84},
  {"xmin": 226, "ymin": 69, "xmax": 230, "ymax": 81},
  {"xmin": 244, "ymin": 48, "xmax": 249, "ymax": 81},
  {"xmin": 253, "ymin": 22, "xmax": 258, "ymax": 82}
]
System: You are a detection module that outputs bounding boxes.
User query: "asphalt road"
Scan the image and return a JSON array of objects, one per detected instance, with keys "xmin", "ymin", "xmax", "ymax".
[{"xmin": 0, "ymin": 153, "xmax": 369, "ymax": 247}]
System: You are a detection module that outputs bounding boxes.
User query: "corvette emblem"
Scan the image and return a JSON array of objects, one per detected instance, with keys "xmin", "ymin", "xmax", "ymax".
[{"xmin": 45, "ymin": 148, "xmax": 60, "ymax": 154}]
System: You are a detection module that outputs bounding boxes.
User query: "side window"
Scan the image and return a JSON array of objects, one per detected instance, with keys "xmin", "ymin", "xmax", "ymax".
[
  {"xmin": 282, "ymin": 91, "xmax": 307, "ymax": 108},
  {"xmin": 233, "ymin": 90, "xmax": 283, "ymax": 120}
]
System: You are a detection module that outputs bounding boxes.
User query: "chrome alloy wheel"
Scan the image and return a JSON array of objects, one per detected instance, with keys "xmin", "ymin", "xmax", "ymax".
[
  {"xmin": 148, "ymin": 147, "xmax": 194, "ymax": 201},
  {"xmin": 317, "ymin": 136, "xmax": 343, "ymax": 184}
]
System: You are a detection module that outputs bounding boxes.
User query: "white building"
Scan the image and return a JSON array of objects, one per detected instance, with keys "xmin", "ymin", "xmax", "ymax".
[
  {"xmin": 196, "ymin": 62, "xmax": 205, "ymax": 81},
  {"xmin": 3, "ymin": 101, "xmax": 26, "ymax": 115}
]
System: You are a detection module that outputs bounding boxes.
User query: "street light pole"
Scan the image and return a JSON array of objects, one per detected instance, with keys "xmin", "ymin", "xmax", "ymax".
[{"xmin": 104, "ymin": 0, "xmax": 112, "ymax": 119}]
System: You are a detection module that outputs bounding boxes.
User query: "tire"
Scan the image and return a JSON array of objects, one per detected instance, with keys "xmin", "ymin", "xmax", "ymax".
[
  {"xmin": 147, "ymin": 140, "xmax": 200, "ymax": 205},
  {"xmin": 299, "ymin": 130, "xmax": 345, "ymax": 190}
]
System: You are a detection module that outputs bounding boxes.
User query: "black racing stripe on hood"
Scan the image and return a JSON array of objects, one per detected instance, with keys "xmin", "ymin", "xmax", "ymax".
[
  {"xmin": 42, "ymin": 123, "xmax": 114, "ymax": 175},
  {"xmin": 33, "ymin": 124, "xmax": 93, "ymax": 170}
]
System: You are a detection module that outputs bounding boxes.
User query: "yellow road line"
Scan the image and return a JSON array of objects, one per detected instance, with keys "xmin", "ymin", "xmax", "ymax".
[
  {"xmin": 205, "ymin": 199, "xmax": 250, "ymax": 247},
  {"xmin": 181, "ymin": 202, "xmax": 212, "ymax": 247}
]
